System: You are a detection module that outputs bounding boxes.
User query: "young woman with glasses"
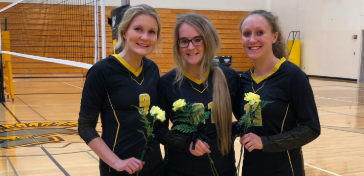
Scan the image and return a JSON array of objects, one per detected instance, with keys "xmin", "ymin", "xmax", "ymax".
[{"xmin": 156, "ymin": 13, "xmax": 242, "ymax": 176}]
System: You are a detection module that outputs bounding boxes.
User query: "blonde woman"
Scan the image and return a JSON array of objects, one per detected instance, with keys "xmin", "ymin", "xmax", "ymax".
[
  {"xmin": 78, "ymin": 4, "xmax": 163, "ymax": 176},
  {"xmin": 156, "ymin": 13, "xmax": 242, "ymax": 176}
]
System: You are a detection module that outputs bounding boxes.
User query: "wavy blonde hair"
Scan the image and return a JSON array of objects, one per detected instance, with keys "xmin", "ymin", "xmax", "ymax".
[
  {"xmin": 115, "ymin": 4, "xmax": 162, "ymax": 53},
  {"xmin": 173, "ymin": 13, "xmax": 232, "ymax": 156}
]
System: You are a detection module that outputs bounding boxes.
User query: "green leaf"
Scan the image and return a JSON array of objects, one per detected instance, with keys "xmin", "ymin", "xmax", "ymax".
[
  {"xmin": 197, "ymin": 112, "xmax": 211, "ymax": 122},
  {"xmin": 172, "ymin": 124, "xmax": 197, "ymax": 133},
  {"xmin": 185, "ymin": 103, "xmax": 197, "ymax": 113},
  {"xmin": 191, "ymin": 107, "xmax": 205, "ymax": 119},
  {"xmin": 260, "ymin": 100, "xmax": 273, "ymax": 109},
  {"xmin": 174, "ymin": 112, "xmax": 190, "ymax": 118},
  {"xmin": 137, "ymin": 129, "xmax": 147, "ymax": 141},
  {"xmin": 132, "ymin": 105, "xmax": 147, "ymax": 116},
  {"xmin": 238, "ymin": 114, "xmax": 249, "ymax": 126},
  {"xmin": 172, "ymin": 118, "xmax": 191, "ymax": 123}
]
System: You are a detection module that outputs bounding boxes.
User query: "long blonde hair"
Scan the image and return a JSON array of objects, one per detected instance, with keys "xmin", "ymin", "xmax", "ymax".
[
  {"xmin": 173, "ymin": 13, "xmax": 232, "ymax": 156},
  {"xmin": 115, "ymin": 4, "xmax": 162, "ymax": 52}
]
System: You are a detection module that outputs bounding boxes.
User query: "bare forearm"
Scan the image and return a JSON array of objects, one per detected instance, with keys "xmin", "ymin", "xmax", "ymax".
[{"xmin": 88, "ymin": 137, "xmax": 120, "ymax": 168}]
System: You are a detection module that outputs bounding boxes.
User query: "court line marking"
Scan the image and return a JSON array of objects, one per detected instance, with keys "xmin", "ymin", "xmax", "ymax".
[
  {"xmin": 87, "ymin": 151, "xmax": 99, "ymax": 162},
  {"xmin": 2, "ymin": 149, "xmax": 96, "ymax": 157},
  {"xmin": 41, "ymin": 146, "xmax": 70, "ymax": 176},
  {"xmin": 1, "ymin": 102, "xmax": 21, "ymax": 123},
  {"xmin": 315, "ymin": 95, "xmax": 364, "ymax": 99},
  {"xmin": 318, "ymin": 111, "xmax": 364, "ymax": 116},
  {"xmin": 304, "ymin": 163, "xmax": 342, "ymax": 176},
  {"xmin": 63, "ymin": 82, "xmax": 83, "ymax": 89},
  {"xmin": 318, "ymin": 109, "xmax": 364, "ymax": 118},
  {"xmin": 1, "ymin": 102, "xmax": 70, "ymax": 176},
  {"xmin": 312, "ymin": 84, "xmax": 364, "ymax": 89},
  {"xmin": 315, "ymin": 96, "xmax": 362, "ymax": 104},
  {"xmin": 234, "ymin": 140, "xmax": 342, "ymax": 176},
  {"xmin": 15, "ymin": 95, "xmax": 47, "ymax": 120},
  {"xmin": 321, "ymin": 126, "xmax": 364, "ymax": 134},
  {"xmin": 6, "ymin": 155, "xmax": 19, "ymax": 176}
]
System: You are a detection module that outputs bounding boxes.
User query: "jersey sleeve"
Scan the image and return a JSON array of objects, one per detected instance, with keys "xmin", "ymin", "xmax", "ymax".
[
  {"xmin": 78, "ymin": 63, "xmax": 108, "ymax": 144},
  {"xmin": 261, "ymin": 66, "xmax": 321, "ymax": 152},
  {"xmin": 289, "ymin": 68, "xmax": 320, "ymax": 132},
  {"xmin": 155, "ymin": 77, "xmax": 192, "ymax": 152}
]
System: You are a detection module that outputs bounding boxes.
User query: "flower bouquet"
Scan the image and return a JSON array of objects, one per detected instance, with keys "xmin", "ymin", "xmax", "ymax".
[
  {"xmin": 171, "ymin": 99, "xmax": 219, "ymax": 176},
  {"xmin": 235, "ymin": 92, "xmax": 272, "ymax": 176},
  {"xmin": 133, "ymin": 105, "xmax": 165, "ymax": 175}
]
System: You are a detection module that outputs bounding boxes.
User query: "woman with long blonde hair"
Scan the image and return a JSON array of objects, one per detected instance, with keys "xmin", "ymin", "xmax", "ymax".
[
  {"xmin": 78, "ymin": 4, "xmax": 164, "ymax": 176},
  {"xmin": 157, "ymin": 13, "xmax": 242, "ymax": 176}
]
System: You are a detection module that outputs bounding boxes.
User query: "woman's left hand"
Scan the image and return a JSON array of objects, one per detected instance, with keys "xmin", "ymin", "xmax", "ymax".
[{"xmin": 240, "ymin": 133, "xmax": 263, "ymax": 152}]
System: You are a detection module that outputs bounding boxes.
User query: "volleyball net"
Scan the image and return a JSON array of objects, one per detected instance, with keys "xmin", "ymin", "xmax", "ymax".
[{"xmin": 0, "ymin": 0, "xmax": 107, "ymax": 102}]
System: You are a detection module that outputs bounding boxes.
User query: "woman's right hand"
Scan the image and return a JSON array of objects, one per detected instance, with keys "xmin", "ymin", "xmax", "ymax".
[
  {"xmin": 189, "ymin": 139, "xmax": 211, "ymax": 156},
  {"xmin": 113, "ymin": 157, "xmax": 144, "ymax": 174}
]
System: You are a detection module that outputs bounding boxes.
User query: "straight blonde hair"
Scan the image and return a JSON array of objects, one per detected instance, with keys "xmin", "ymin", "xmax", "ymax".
[
  {"xmin": 115, "ymin": 4, "xmax": 162, "ymax": 53},
  {"xmin": 173, "ymin": 13, "xmax": 232, "ymax": 156}
]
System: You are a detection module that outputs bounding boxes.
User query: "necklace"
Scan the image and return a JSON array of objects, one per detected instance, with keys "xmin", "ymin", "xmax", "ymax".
[
  {"xmin": 129, "ymin": 71, "xmax": 144, "ymax": 85},
  {"xmin": 250, "ymin": 68, "xmax": 268, "ymax": 93},
  {"xmin": 251, "ymin": 80, "xmax": 267, "ymax": 93},
  {"xmin": 190, "ymin": 81, "xmax": 208, "ymax": 93},
  {"xmin": 251, "ymin": 72, "xmax": 267, "ymax": 93}
]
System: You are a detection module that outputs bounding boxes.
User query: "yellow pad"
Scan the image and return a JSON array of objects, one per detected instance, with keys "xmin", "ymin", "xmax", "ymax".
[{"xmin": 287, "ymin": 40, "xmax": 301, "ymax": 67}]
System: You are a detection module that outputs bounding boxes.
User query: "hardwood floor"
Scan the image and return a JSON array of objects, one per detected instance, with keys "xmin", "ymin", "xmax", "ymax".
[{"xmin": 0, "ymin": 77, "xmax": 363, "ymax": 176}]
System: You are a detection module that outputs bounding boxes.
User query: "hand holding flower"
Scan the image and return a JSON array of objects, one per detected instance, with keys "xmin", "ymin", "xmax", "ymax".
[
  {"xmin": 189, "ymin": 139, "xmax": 211, "ymax": 156},
  {"xmin": 240, "ymin": 133, "xmax": 263, "ymax": 152},
  {"xmin": 171, "ymin": 99, "xmax": 218, "ymax": 175},
  {"xmin": 235, "ymin": 92, "xmax": 272, "ymax": 176},
  {"xmin": 133, "ymin": 105, "xmax": 165, "ymax": 176}
]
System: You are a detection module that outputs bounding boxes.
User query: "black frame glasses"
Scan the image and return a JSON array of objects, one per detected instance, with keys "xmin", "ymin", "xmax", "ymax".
[{"xmin": 177, "ymin": 37, "xmax": 204, "ymax": 48}]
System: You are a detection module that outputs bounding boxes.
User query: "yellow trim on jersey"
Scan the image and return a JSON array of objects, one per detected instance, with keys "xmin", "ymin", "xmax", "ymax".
[
  {"xmin": 281, "ymin": 104, "xmax": 290, "ymax": 132},
  {"xmin": 281, "ymin": 104, "xmax": 294, "ymax": 176},
  {"xmin": 250, "ymin": 57, "xmax": 286, "ymax": 84},
  {"xmin": 287, "ymin": 150, "xmax": 294, "ymax": 176},
  {"xmin": 184, "ymin": 70, "xmax": 210, "ymax": 85},
  {"xmin": 113, "ymin": 54, "xmax": 143, "ymax": 77},
  {"xmin": 107, "ymin": 92, "xmax": 120, "ymax": 172}
]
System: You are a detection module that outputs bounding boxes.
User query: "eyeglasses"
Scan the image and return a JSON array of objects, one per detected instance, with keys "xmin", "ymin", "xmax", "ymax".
[{"xmin": 177, "ymin": 37, "xmax": 204, "ymax": 48}]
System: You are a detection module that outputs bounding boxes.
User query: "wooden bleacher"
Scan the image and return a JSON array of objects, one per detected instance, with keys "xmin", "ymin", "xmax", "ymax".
[{"xmin": 0, "ymin": 3, "xmax": 252, "ymax": 77}]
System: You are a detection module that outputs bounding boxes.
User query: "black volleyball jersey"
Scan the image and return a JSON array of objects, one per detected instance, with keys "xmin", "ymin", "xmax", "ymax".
[
  {"xmin": 240, "ymin": 58, "xmax": 320, "ymax": 176},
  {"xmin": 158, "ymin": 65, "xmax": 242, "ymax": 175},
  {"xmin": 80, "ymin": 54, "xmax": 162, "ymax": 175}
]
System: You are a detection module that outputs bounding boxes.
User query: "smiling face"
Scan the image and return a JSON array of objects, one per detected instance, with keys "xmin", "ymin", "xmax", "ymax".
[
  {"xmin": 240, "ymin": 14, "xmax": 278, "ymax": 60},
  {"xmin": 123, "ymin": 14, "xmax": 158, "ymax": 57},
  {"xmin": 178, "ymin": 23, "xmax": 205, "ymax": 68}
]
